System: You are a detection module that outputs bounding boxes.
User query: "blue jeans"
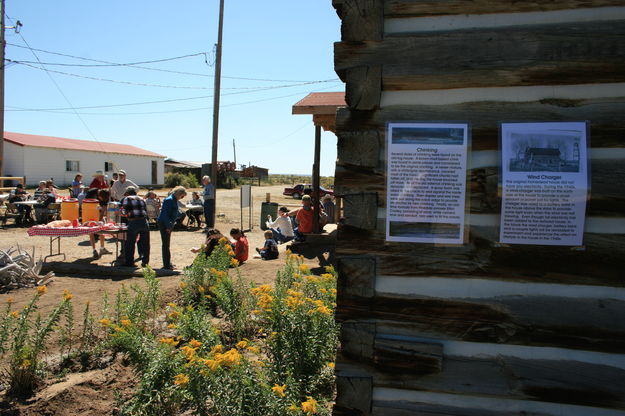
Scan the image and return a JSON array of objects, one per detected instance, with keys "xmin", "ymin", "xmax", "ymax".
[
  {"xmin": 124, "ymin": 218, "xmax": 150, "ymax": 266},
  {"xmin": 159, "ymin": 226, "xmax": 172, "ymax": 268},
  {"xmin": 271, "ymin": 228, "xmax": 293, "ymax": 244},
  {"xmin": 203, "ymin": 199, "xmax": 215, "ymax": 228}
]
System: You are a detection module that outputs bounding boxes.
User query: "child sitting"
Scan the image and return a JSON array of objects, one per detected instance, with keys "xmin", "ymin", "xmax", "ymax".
[
  {"xmin": 190, "ymin": 228, "xmax": 225, "ymax": 258},
  {"xmin": 256, "ymin": 230, "xmax": 279, "ymax": 260},
  {"xmin": 230, "ymin": 228, "xmax": 249, "ymax": 264}
]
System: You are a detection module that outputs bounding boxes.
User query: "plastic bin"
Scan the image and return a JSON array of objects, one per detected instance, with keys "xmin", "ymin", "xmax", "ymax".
[
  {"xmin": 60, "ymin": 199, "xmax": 79, "ymax": 222},
  {"xmin": 260, "ymin": 202, "xmax": 278, "ymax": 230},
  {"xmin": 107, "ymin": 202, "xmax": 120, "ymax": 224},
  {"xmin": 81, "ymin": 199, "xmax": 100, "ymax": 222}
]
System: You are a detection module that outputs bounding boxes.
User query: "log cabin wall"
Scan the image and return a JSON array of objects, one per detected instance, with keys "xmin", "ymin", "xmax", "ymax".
[{"xmin": 331, "ymin": 1, "xmax": 625, "ymax": 415}]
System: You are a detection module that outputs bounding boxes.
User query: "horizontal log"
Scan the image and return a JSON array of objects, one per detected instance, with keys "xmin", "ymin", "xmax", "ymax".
[
  {"xmin": 384, "ymin": 0, "xmax": 625, "ymax": 17},
  {"xmin": 338, "ymin": 346, "xmax": 625, "ymax": 410},
  {"xmin": 338, "ymin": 257, "xmax": 377, "ymax": 298},
  {"xmin": 336, "ymin": 226, "xmax": 625, "ymax": 286},
  {"xmin": 335, "ymin": 21, "xmax": 625, "ymax": 90},
  {"xmin": 373, "ymin": 338, "xmax": 443, "ymax": 374},
  {"xmin": 335, "ymin": 100, "xmax": 625, "ymax": 150},
  {"xmin": 337, "ymin": 294, "xmax": 625, "ymax": 353}
]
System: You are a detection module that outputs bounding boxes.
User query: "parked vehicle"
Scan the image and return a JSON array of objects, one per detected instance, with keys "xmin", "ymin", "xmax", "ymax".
[{"xmin": 282, "ymin": 184, "xmax": 333, "ymax": 199}]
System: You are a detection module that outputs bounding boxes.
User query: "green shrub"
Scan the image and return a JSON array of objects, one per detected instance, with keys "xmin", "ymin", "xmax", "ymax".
[{"xmin": 165, "ymin": 172, "xmax": 200, "ymax": 189}]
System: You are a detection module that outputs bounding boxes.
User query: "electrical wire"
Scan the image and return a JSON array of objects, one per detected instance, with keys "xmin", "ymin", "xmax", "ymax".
[
  {"xmin": 5, "ymin": 14, "xmax": 106, "ymax": 151},
  {"xmin": 7, "ymin": 60, "xmax": 339, "ymax": 90},
  {"xmin": 7, "ymin": 42, "xmax": 335, "ymax": 82}
]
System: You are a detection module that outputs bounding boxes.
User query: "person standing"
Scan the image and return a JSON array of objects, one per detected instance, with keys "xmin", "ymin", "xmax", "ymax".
[
  {"xmin": 109, "ymin": 172, "xmax": 119, "ymax": 188},
  {"xmin": 89, "ymin": 171, "xmax": 108, "ymax": 190},
  {"xmin": 158, "ymin": 186, "xmax": 187, "ymax": 270},
  {"xmin": 111, "ymin": 170, "xmax": 138, "ymax": 201},
  {"xmin": 201, "ymin": 175, "xmax": 215, "ymax": 229},
  {"xmin": 71, "ymin": 174, "xmax": 83, "ymax": 198},
  {"xmin": 120, "ymin": 186, "xmax": 150, "ymax": 267}
]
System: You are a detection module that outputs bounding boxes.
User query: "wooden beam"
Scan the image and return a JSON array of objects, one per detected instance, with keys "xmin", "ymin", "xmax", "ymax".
[
  {"xmin": 312, "ymin": 125, "xmax": 321, "ymax": 233},
  {"xmin": 335, "ymin": 21, "xmax": 625, "ymax": 90},
  {"xmin": 333, "ymin": 0, "xmax": 384, "ymax": 41}
]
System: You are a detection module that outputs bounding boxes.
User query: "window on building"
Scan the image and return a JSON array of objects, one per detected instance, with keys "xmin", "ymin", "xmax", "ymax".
[
  {"xmin": 66, "ymin": 160, "xmax": 80, "ymax": 172},
  {"xmin": 104, "ymin": 161, "xmax": 114, "ymax": 172}
]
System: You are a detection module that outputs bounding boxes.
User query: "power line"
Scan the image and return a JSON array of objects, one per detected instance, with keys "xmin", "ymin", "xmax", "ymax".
[
  {"xmin": 7, "ymin": 60, "xmax": 339, "ymax": 90},
  {"xmin": 10, "ymin": 52, "xmax": 210, "ymax": 68},
  {"xmin": 6, "ymin": 42, "xmax": 335, "ymax": 82},
  {"xmin": 6, "ymin": 83, "xmax": 344, "ymax": 116},
  {"xmin": 5, "ymin": 14, "xmax": 105, "ymax": 150}
]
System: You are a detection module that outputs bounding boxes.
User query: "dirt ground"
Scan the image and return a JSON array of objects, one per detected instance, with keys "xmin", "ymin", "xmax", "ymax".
[{"xmin": 0, "ymin": 185, "xmax": 327, "ymax": 415}]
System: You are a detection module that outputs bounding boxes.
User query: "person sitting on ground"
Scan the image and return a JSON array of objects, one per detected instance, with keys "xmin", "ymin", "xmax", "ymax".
[
  {"xmin": 190, "ymin": 228, "xmax": 225, "ymax": 258},
  {"xmin": 110, "ymin": 170, "xmax": 138, "ymax": 202},
  {"xmin": 120, "ymin": 186, "xmax": 150, "ymax": 268},
  {"xmin": 71, "ymin": 174, "xmax": 83, "ymax": 198},
  {"xmin": 9, "ymin": 184, "xmax": 32, "ymax": 226},
  {"xmin": 266, "ymin": 206, "xmax": 294, "ymax": 244},
  {"xmin": 187, "ymin": 191, "xmax": 203, "ymax": 226},
  {"xmin": 89, "ymin": 170, "xmax": 108, "ymax": 190},
  {"xmin": 256, "ymin": 230, "xmax": 279, "ymax": 260},
  {"xmin": 230, "ymin": 228, "xmax": 249, "ymax": 264}
]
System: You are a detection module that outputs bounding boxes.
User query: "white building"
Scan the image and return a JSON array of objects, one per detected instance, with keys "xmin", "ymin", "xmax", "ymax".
[{"xmin": 3, "ymin": 132, "xmax": 166, "ymax": 187}]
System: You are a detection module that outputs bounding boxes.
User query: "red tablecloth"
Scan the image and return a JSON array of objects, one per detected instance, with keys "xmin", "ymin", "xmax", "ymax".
[{"xmin": 27, "ymin": 223, "xmax": 119, "ymax": 237}]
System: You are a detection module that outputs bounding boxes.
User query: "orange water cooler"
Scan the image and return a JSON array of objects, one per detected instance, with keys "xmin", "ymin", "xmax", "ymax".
[
  {"xmin": 81, "ymin": 199, "xmax": 100, "ymax": 222},
  {"xmin": 60, "ymin": 199, "xmax": 79, "ymax": 222}
]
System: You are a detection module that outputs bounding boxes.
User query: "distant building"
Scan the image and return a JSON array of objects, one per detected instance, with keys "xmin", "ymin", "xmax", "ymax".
[
  {"xmin": 523, "ymin": 147, "xmax": 562, "ymax": 171},
  {"xmin": 3, "ymin": 132, "xmax": 165, "ymax": 186},
  {"xmin": 240, "ymin": 165, "xmax": 269, "ymax": 178}
]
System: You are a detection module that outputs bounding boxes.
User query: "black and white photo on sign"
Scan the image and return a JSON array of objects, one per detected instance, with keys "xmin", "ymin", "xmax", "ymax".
[
  {"xmin": 386, "ymin": 122, "xmax": 468, "ymax": 244},
  {"xmin": 500, "ymin": 122, "xmax": 589, "ymax": 247}
]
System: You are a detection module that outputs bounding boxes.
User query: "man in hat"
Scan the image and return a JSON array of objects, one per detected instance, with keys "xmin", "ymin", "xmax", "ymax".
[
  {"xmin": 111, "ymin": 169, "xmax": 138, "ymax": 201},
  {"xmin": 266, "ymin": 206, "xmax": 294, "ymax": 244},
  {"xmin": 119, "ymin": 186, "xmax": 150, "ymax": 267},
  {"xmin": 89, "ymin": 170, "xmax": 108, "ymax": 189}
]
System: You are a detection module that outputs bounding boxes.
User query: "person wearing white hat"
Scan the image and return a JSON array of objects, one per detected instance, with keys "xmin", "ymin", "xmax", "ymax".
[
  {"xmin": 89, "ymin": 170, "xmax": 108, "ymax": 190},
  {"xmin": 111, "ymin": 169, "xmax": 138, "ymax": 201}
]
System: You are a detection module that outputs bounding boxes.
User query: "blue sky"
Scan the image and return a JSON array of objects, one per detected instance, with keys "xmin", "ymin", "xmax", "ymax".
[{"xmin": 5, "ymin": 1, "xmax": 343, "ymax": 176}]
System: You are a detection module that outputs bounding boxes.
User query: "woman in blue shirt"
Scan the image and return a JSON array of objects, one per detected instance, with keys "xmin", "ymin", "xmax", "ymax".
[{"xmin": 157, "ymin": 186, "xmax": 187, "ymax": 269}]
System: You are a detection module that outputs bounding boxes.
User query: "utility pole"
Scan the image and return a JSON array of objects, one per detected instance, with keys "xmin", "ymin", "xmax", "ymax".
[
  {"xmin": 232, "ymin": 138, "xmax": 236, "ymax": 168},
  {"xmin": 0, "ymin": 0, "xmax": 5, "ymax": 182},
  {"xmin": 210, "ymin": 0, "xmax": 224, "ymax": 227}
]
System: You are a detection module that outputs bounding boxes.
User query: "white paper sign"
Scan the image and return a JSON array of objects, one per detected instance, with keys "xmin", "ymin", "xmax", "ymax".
[
  {"xmin": 240, "ymin": 185, "xmax": 251, "ymax": 208},
  {"xmin": 499, "ymin": 122, "xmax": 588, "ymax": 246},
  {"xmin": 386, "ymin": 122, "xmax": 468, "ymax": 244}
]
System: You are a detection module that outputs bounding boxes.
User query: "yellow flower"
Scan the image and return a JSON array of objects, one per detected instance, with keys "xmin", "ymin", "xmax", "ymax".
[
  {"xmin": 10, "ymin": 310, "xmax": 19, "ymax": 318},
  {"xmin": 99, "ymin": 318, "xmax": 111, "ymax": 326},
  {"xmin": 210, "ymin": 267, "xmax": 218, "ymax": 275},
  {"xmin": 198, "ymin": 286, "xmax": 205, "ymax": 293},
  {"xmin": 330, "ymin": 288, "xmax": 337, "ymax": 295},
  {"xmin": 327, "ymin": 362, "xmax": 335, "ymax": 369},
  {"xmin": 6, "ymin": 297, "xmax": 13, "ymax": 305},
  {"xmin": 186, "ymin": 305, "xmax": 194, "ymax": 312},
  {"xmin": 173, "ymin": 373, "xmax": 189, "ymax": 386},
  {"xmin": 301, "ymin": 396, "xmax": 318, "ymax": 414},
  {"xmin": 246, "ymin": 346, "xmax": 260, "ymax": 354},
  {"xmin": 168, "ymin": 311, "xmax": 181, "ymax": 319},
  {"xmin": 179, "ymin": 281, "xmax": 188, "ymax": 289},
  {"xmin": 36, "ymin": 285, "xmax": 48, "ymax": 295},
  {"xmin": 181, "ymin": 346, "xmax": 197, "ymax": 361},
  {"xmin": 324, "ymin": 265, "xmax": 335, "ymax": 274},
  {"xmin": 21, "ymin": 359, "xmax": 31, "ymax": 368},
  {"xmin": 257, "ymin": 293, "xmax": 273, "ymax": 310},
  {"xmin": 62, "ymin": 289, "xmax": 73, "ymax": 301},
  {"xmin": 321, "ymin": 273, "xmax": 334, "ymax": 281},
  {"xmin": 298, "ymin": 264, "xmax": 310, "ymax": 274},
  {"xmin": 315, "ymin": 305, "xmax": 332, "ymax": 316},
  {"xmin": 167, "ymin": 302, "xmax": 177, "ymax": 308},
  {"xmin": 230, "ymin": 258, "xmax": 239, "ymax": 267},
  {"xmin": 120, "ymin": 319, "xmax": 132, "ymax": 328},
  {"xmin": 205, "ymin": 295, "xmax": 212, "ymax": 300},
  {"xmin": 214, "ymin": 348, "xmax": 241, "ymax": 367},
  {"xmin": 204, "ymin": 359, "xmax": 220, "ymax": 371},
  {"xmin": 189, "ymin": 339, "xmax": 202, "ymax": 349},
  {"xmin": 218, "ymin": 237, "xmax": 228, "ymax": 244},
  {"xmin": 272, "ymin": 384, "xmax": 286, "ymax": 397},
  {"xmin": 160, "ymin": 337, "xmax": 179, "ymax": 346},
  {"xmin": 288, "ymin": 403, "xmax": 299, "ymax": 412},
  {"xmin": 211, "ymin": 344, "xmax": 224, "ymax": 354},
  {"xmin": 167, "ymin": 323, "xmax": 178, "ymax": 329}
]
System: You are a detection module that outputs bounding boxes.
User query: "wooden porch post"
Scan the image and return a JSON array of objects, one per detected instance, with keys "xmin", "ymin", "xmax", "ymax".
[{"xmin": 312, "ymin": 124, "xmax": 321, "ymax": 233}]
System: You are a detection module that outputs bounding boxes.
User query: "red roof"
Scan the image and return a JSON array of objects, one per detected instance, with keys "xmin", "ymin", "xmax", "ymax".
[
  {"xmin": 4, "ymin": 131, "xmax": 165, "ymax": 158},
  {"xmin": 292, "ymin": 92, "xmax": 346, "ymax": 115}
]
